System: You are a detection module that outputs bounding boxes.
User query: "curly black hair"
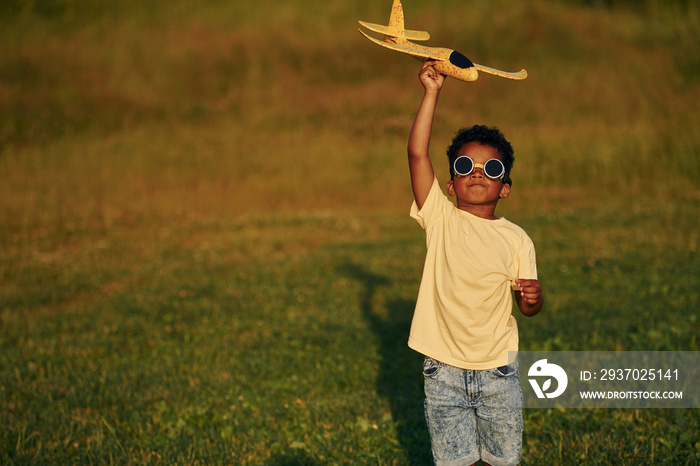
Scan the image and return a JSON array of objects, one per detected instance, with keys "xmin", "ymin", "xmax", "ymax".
[{"xmin": 446, "ymin": 125, "xmax": 514, "ymax": 185}]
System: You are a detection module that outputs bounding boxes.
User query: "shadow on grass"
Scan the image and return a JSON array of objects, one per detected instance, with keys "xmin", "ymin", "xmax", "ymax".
[{"xmin": 340, "ymin": 262, "xmax": 432, "ymax": 465}]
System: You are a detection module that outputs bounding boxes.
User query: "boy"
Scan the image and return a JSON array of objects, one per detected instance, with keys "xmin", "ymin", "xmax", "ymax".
[{"xmin": 407, "ymin": 60, "xmax": 543, "ymax": 466}]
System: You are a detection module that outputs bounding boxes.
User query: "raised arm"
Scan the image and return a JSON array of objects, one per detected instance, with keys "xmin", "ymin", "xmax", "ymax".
[{"xmin": 408, "ymin": 60, "xmax": 446, "ymax": 209}]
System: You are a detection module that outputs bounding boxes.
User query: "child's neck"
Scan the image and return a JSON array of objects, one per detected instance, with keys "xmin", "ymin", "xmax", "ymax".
[{"xmin": 457, "ymin": 202, "xmax": 500, "ymax": 220}]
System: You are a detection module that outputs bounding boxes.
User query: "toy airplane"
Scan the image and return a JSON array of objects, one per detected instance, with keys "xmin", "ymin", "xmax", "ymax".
[{"xmin": 358, "ymin": 0, "xmax": 527, "ymax": 82}]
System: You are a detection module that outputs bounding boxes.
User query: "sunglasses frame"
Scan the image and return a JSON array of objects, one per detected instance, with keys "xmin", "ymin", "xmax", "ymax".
[{"xmin": 453, "ymin": 156, "xmax": 506, "ymax": 181}]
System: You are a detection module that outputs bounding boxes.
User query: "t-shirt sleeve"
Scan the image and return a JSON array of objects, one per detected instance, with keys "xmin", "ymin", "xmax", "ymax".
[
  {"xmin": 410, "ymin": 177, "xmax": 446, "ymax": 229},
  {"xmin": 510, "ymin": 231, "xmax": 538, "ymax": 290},
  {"xmin": 519, "ymin": 235, "xmax": 538, "ymax": 280}
]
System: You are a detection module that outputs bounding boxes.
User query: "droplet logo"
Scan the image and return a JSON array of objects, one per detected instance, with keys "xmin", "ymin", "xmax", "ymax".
[{"xmin": 528, "ymin": 359, "xmax": 568, "ymax": 398}]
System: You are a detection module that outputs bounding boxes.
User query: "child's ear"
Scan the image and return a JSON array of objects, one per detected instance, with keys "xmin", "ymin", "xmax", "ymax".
[
  {"xmin": 499, "ymin": 183, "xmax": 511, "ymax": 199},
  {"xmin": 446, "ymin": 180, "xmax": 455, "ymax": 196}
]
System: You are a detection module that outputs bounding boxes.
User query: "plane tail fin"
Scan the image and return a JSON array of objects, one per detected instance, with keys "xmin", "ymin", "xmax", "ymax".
[
  {"xmin": 358, "ymin": 0, "xmax": 430, "ymax": 41},
  {"xmin": 388, "ymin": 0, "xmax": 406, "ymax": 38}
]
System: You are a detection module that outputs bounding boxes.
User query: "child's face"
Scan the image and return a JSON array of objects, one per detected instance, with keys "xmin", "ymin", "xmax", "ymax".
[{"xmin": 447, "ymin": 142, "xmax": 510, "ymax": 215}]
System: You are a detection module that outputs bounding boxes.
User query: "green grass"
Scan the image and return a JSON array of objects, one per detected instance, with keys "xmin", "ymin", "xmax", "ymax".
[
  {"xmin": 1, "ymin": 0, "xmax": 700, "ymax": 464},
  {"xmin": 2, "ymin": 211, "xmax": 698, "ymax": 464}
]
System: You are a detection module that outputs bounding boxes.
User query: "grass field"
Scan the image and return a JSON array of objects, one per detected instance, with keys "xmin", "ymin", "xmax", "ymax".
[{"xmin": 1, "ymin": 0, "xmax": 699, "ymax": 464}]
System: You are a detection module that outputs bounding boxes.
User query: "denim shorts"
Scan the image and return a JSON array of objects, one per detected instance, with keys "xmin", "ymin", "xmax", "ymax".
[{"xmin": 423, "ymin": 357, "xmax": 523, "ymax": 466}]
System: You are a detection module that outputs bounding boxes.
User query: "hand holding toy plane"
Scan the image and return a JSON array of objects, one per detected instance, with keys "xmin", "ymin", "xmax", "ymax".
[{"xmin": 358, "ymin": 0, "xmax": 527, "ymax": 82}]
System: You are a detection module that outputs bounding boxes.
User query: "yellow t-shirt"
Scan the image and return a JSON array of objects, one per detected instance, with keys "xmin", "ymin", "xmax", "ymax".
[{"xmin": 409, "ymin": 177, "xmax": 537, "ymax": 370}]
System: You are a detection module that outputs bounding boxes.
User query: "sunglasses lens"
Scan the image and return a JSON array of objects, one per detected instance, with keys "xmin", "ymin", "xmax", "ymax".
[
  {"xmin": 454, "ymin": 156, "xmax": 473, "ymax": 176},
  {"xmin": 484, "ymin": 159, "xmax": 505, "ymax": 179}
]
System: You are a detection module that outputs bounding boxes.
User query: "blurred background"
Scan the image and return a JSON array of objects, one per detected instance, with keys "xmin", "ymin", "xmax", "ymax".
[{"xmin": 2, "ymin": 0, "xmax": 698, "ymax": 225}]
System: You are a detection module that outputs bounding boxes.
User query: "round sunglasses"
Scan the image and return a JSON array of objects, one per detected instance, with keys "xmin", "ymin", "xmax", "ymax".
[{"xmin": 453, "ymin": 156, "xmax": 505, "ymax": 181}]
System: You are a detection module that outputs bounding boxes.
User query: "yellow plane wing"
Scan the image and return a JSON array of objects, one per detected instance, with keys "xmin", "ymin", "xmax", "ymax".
[
  {"xmin": 358, "ymin": 29, "xmax": 447, "ymax": 61},
  {"xmin": 358, "ymin": 20, "xmax": 430, "ymax": 41},
  {"xmin": 473, "ymin": 63, "xmax": 528, "ymax": 80}
]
